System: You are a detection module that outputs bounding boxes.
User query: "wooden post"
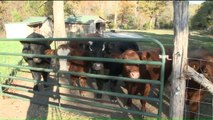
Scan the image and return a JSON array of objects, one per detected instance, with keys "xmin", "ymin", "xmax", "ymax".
[
  {"xmin": 169, "ymin": 1, "xmax": 189, "ymax": 119},
  {"xmin": 53, "ymin": 1, "xmax": 67, "ymax": 47}
]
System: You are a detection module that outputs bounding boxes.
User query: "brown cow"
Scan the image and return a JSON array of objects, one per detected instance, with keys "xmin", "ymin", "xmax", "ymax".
[
  {"xmin": 121, "ymin": 47, "xmax": 173, "ymax": 111},
  {"xmin": 186, "ymin": 49, "xmax": 213, "ymax": 118},
  {"xmin": 122, "ymin": 47, "xmax": 213, "ymax": 118},
  {"xmin": 121, "ymin": 49, "xmax": 147, "ymax": 111},
  {"xmin": 45, "ymin": 42, "xmax": 90, "ymax": 96},
  {"xmin": 67, "ymin": 46, "xmax": 90, "ymax": 96}
]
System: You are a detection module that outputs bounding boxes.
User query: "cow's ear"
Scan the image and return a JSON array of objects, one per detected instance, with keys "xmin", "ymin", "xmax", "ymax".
[
  {"xmin": 189, "ymin": 61, "xmax": 200, "ymax": 71},
  {"xmin": 120, "ymin": 52, "xmax": 125, "ymax": 59},
  {"xmin": 139, "ymin": 51, "xmax": 150, "ymax": 60}
]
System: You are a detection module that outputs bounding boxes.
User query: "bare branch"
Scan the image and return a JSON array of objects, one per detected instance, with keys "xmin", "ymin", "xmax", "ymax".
[{"xmin": 185, "ymin": 66, "xmax": 213, "ymax": 94}]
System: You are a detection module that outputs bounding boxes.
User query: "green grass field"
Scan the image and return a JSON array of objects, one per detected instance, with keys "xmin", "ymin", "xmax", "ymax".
[
  {"xmin": 122, "ymin": 29, "xmax": 213, "ymax": 52},
  {"xmin": 0, "ymin": 41, "xmax": 23, "ymax": 83}
]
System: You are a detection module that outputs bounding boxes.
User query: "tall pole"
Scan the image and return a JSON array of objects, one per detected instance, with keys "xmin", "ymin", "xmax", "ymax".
[
  {"xmin": 53, "ymin": 1, "xmax": 67, "ymax": 47},
  {"xmin": 169, "ymin": 1, "xmax": 189, "ymax": 119}
]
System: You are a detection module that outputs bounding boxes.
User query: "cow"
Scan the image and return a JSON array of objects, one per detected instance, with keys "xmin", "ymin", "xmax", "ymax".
[
  {"xmin": 121, "ymin": 47, "xmax": 173, "ymax": 111},
  {"xmin": 67, "ymin": 45, "xmax": 90, "ymax": 96},
  {"xmin": 46, "ymin": 41, "xmax": 90, "ymax": 96},
  {"xmin": 185, "ymin": 49, "xmax": 213, "ymax": 119},
  {"xmin": 121, "ymin": 47, "xmax": 213, "ymax": 118},
  {"xmin": 87, "ymin": 33, "xmax": 139, "ymax": 101},
  {"xmin": 21, "ymin": 32, "xmax": 52, "ymax": 91}
]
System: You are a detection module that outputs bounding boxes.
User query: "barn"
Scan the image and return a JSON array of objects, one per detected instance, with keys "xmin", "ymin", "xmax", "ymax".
[
  {"xmin": 65, "ymin": 15, "xmax": 108, "ymax": 37},
  {"xmin": 4, "ymin": 16, "xmax": 53, "ymax": 38}
]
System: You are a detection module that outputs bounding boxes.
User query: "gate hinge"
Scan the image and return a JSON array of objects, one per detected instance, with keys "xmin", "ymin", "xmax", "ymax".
[{"xmin": 159, "ymin": 55, "xmax": 172, "ymax": 60}]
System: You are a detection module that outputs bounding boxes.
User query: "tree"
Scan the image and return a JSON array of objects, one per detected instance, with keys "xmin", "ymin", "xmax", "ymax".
[
  {"xmin": 158, "ymin": 2, "xmax": 174, "ymax": 29},
  {"xmin": 53, "ymin": 1, "xmax": 67, "ymax": 46},
  {"xmin": 113, "ymin": 1, "xmax": 119, "ymax": 29},
  {"xmin": 0, "ymin": 2, "xmax": 7, "ymax": 30},
  {"xmin": 64, "ymin": 1, "xmax": 80, "ymax": 16},
  {"xmin": 24, "ymin": 1, "xmax": 53, "ymax": 17},
  {"xmin": 170, "ymin": 1, "xmax": 189, "ymax": 119},
  {"xmin": 137, "ymin": 1, "xmax": 167, "ymax": 29},
  {"xmin": 117, "ymin": 1, "xmax": 136, "ymax": 29},
  {"xmin": 191, "ymin": 1, "xmax": 213, "ymax": 32}
]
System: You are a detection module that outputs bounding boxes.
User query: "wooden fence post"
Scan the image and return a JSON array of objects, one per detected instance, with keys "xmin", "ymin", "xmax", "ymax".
[{"xmin": 169, "ymin": 1, "xmax": 189, "ymax": 119}]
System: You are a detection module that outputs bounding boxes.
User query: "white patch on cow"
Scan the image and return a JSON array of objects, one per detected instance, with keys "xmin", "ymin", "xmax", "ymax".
[
  {"xmin": 102, "ymin": 43, "xmax": 105, "ymax": 51},
  {"xmin": 57, "ymin": 48, "xmax": 70, "ymax": 71},
  {"xmin": 88, "ymin": 41, "xmax": 93, "ymax": 45},
  {"xmin": 88, "ymin": 41, "xmax": 93, "ymax": 51},
  {"xmin": 130, "ymin": 71, "xmax": 140, "ymax": 79}
]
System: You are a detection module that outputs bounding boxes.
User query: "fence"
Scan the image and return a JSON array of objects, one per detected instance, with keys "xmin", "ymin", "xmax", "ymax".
[
  {"xmin": 0, "ymin": 37, "xmax": 168, "ymax": 119},
  {"xmin": 184, "ymin": 55, "xmax": 213, "ymax": 119}
]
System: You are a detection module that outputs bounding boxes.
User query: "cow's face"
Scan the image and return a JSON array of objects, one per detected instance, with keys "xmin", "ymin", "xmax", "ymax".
[
  {"xmin": 189, "ymin": 59, "xmax": 213, "ymax": 82},
  {"xmin": 89, "ymin": 41, "xmax": 106, "ymax": 71},
  {"xmin": 203, "ymin": 63, "xmax": 213, "ymax": 82},
  {"xmin": 121, "ymin": 50, "xmax": 140, "ymax": 79},
  {"xmin": 30, "ymin": 43, "xmax": 49, "ymax": 63}
]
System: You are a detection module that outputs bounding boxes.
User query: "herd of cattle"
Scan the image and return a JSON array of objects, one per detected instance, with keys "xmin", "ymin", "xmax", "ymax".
[{"xmin": 21, "ymin": 32, "xmax": 213, "ymax": 119}]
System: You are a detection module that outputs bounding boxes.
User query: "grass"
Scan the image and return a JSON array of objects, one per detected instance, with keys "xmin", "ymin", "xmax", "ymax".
[
  {"xmin": 121, "ymin": 29, "xmax": 213, "ymax": 52},
  {"xmin": 0, "ymin": 40, "xmax": 23, "ymax": 83}
]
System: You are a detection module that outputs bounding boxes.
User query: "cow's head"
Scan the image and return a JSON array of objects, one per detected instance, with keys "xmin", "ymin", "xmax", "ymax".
[
  {"xmin": 88, "ymin": 41, "xmax": 106, "ymax": 71},
  {"xmin": 121, "ymin": 49, "xmax": 140, "ymax": 79},
  {"xmin": 189, "ymin": 57, "xmax": 213, "ymax": 82}
]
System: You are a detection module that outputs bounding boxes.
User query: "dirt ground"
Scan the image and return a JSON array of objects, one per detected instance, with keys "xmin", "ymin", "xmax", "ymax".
[
  {"xmin": 0, "ymin": 73, "xmax": 91, "ymax": 120},
  {"xmin": 0, "ymin": 70, "xmax": 212, "ymax": 120},
  {"xmin": 0, "ymin": 71, "xmax": 171, "ymax": 120}
]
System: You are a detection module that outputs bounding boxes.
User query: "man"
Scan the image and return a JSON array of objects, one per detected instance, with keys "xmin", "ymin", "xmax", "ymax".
[{"xmin": 21, "ymin": 23, "xmax": 52, "ymax": 91}]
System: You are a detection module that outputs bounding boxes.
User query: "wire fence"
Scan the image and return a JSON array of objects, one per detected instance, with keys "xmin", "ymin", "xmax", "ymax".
[{"xmin": 184, "ymin": 55, "xmax": 213, "ymax": 119}]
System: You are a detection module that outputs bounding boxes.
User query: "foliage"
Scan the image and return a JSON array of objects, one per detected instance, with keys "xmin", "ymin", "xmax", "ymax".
[
  {"xmin": 24, "ymin": 1, "xmax": 52, "ymax": 17},
  {"xmin": 157, "ymin": 2, "xmax": 173, "ymax": 29},
  {"xmin": 64, "ymin": 1, "xmax": 80, "ymax": 16},
  {"xmin": 0, "ymin": 1, "xmax": 210, "ymax": 33},
  {"xmin": 0, "ymin": 2, "xmax": 6, "ymax": 30},
  {"xmin": 137, "ymin": 1, "xmax": 168, "ymax": 29},
  {"xmin": 11, "ymin": 9, "xmax": 22, "ymax": 22},
  {"xmin": 0, "ymin": 41, "xmax": 22, "ymax": 83},
  {"xmin": 191, "ymin": 1, "xmax": 213, "ymax": 33},
  {"xmin": 117, "ymin": 1, "xmax": 136, "ymax": 29}
]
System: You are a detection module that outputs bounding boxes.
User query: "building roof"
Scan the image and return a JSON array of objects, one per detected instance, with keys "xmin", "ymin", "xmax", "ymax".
[
  {"xmin": 65, "ymin": 15, "xmax": 107, "ymax": 24},
  {"xmin": 22, "ymin": 17, "xmax": 51, "ymax": 27}
]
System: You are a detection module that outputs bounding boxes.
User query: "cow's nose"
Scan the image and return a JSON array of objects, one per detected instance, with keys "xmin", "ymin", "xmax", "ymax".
[
  {"xmin": 92, "ymin": 63, "xmax": 104, "ymax": 71},
  {"xmin": 130, "ymin": 71, "xmax": 140, "ymax": 79}
]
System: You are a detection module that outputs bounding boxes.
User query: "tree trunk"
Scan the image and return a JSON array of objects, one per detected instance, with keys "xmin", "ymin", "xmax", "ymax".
[
  {"xmin": 155, "ymin": 15, "xmax": 160, "ymax": 29},
  {"xmin": 53, "ymin": 1, "xmax": 67, "ymax": 47},
  {"xmin": 113, "ymin": 1, "xmax": 118, "ymax": 29},
  {"xmin": 53, "ymin": 1, "xmax": 70, "ymax": 104},
  {"xmin": 149, "ymin": 16, "xmax": 154, "ymax": 29},
  {"xmin": 169, "ymin": 1, "xmax": 189, "ymax": 119}
]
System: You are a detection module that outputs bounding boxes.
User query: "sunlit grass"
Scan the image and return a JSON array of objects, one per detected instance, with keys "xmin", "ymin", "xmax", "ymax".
[
  {"xmin": 0, "ymin": 41, "xmax": 23, "ymax": 83},
  {"xmin": 121, "ymin": 29, "xmax": 213, "ymax": 52}
]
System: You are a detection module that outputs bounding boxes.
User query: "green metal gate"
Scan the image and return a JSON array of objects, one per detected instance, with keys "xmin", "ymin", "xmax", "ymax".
[{"xmin": 0, "ymin": 37, "xmax": 167, "ymax": 119}]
